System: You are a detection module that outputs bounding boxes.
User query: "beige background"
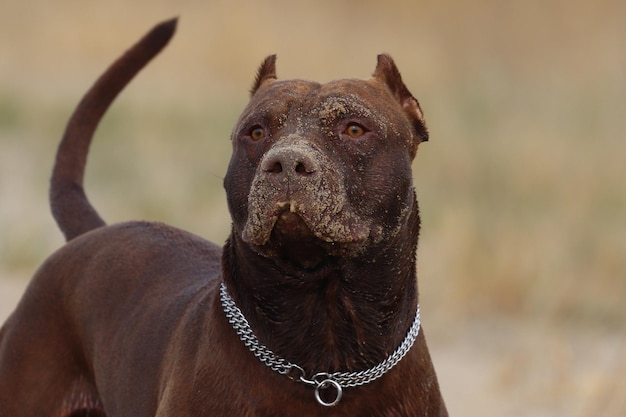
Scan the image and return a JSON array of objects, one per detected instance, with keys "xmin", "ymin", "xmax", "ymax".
[{"xmin": 1, "ymin": 1, "xmax": 625, "ymax": 415}]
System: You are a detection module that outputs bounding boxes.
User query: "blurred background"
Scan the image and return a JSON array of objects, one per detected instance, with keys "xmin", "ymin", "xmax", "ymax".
[{"xmin": 1, "ymin": 0, "xmax": 624, "ymax": 415}]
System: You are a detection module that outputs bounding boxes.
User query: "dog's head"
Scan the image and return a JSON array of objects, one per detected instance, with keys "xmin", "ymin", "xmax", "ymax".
[{"xmin": 224, "ymin": 55, "xmax": 427, "ymax": 269}]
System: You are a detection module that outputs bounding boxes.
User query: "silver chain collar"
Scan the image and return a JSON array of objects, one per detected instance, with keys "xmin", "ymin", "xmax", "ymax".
[{"xmin": 219, "ymin": 282, "xmax": 421, "ymax": 407}]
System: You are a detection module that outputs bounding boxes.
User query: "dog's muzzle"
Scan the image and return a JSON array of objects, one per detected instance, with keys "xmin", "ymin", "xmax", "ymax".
[{"xmin": 242, "ymin": 137, "xmax": 371, "ymax": 248}]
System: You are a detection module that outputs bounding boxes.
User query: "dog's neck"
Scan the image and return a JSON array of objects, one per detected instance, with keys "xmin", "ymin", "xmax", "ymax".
[{"xmin": 221, "ymin": 203, "xmax": 421, "ymax": 375}]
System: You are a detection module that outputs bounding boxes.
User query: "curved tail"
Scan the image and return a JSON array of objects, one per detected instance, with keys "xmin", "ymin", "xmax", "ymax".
[{"xmin": 50, "ymin": 18, "xmax": 177, "ymax": 241}]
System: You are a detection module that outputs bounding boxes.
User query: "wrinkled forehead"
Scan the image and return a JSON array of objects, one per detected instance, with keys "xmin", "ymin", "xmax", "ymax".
[
  {"xmin": 252, "ymin": 79, "xmax": 320, "ymax": 105},
  {"xmin": 242, "ymin": 78, "xmax": 398, "ymax": 122}
]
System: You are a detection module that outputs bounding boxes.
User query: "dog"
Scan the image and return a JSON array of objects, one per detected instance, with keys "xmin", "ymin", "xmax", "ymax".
[{"xmin": 0, "ymin": 18, "xmax": 448, "ymax": 416}]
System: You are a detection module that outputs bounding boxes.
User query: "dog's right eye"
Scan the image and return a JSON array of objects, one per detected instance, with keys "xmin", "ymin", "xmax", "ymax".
[
  {"xmin": 249, "ymin": 126, "xmax": 266, "ymax": 141},
  {"xmin": 343, "ymin": 122, "xmax": 368, "ymax": 139}
]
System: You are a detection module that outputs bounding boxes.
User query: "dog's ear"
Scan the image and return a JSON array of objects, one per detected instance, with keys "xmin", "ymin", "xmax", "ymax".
[
  {"xmin": 251, "ymin": 55, "xmax": 278, "ymax": 96},
  {"xmin": 373, "ymin": 54, "xmax": 428, "ymax": 153}
]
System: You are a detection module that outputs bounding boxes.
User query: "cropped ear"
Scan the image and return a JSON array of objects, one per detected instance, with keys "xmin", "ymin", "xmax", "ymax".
[
  {"xmin": 373, "ymin": 54, "xmax": 428, "ymax": 154},
  {"xmin": 250, "ymin": 54, "xmax": 278, "ymax": 96}
]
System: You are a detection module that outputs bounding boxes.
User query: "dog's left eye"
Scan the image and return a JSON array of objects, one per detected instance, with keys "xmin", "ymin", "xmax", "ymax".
[
  {"xmin": 249, "ymin": 126, "xmax": 266, "ymax": 141},
  {"xmin": 344, "ymin": 123, "xmax": 367, "ymax": 139}
]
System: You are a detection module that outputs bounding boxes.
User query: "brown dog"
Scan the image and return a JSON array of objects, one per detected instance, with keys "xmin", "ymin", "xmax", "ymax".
[{"xmin": 0, "ymin": 19, "xmax": 447, "ymax": 416}]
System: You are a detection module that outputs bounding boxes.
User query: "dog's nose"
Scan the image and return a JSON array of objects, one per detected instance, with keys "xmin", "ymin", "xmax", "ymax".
[{"xmin": 261, "ymin": 148, "xmax": 318, "ymax": 178}]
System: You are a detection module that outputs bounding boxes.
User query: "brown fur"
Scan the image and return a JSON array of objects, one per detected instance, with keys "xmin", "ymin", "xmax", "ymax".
[{"xmin": 0, "ymin": 18, "xmax": 447, "ymax": 416}]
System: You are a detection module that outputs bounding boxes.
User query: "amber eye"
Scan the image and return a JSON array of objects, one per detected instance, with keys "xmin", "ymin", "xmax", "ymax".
[
  {"xmin": 250, "ymin": 126, "xmax": 266, "ymax": 141},
  {"xmin": 345, "ymin": 123, "xmax": 366, "ymax": 138}
]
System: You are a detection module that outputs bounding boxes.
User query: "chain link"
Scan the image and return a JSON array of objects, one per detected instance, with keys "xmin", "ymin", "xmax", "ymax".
[{"xmin": 220, "ymin": 283, "xmax": 421, "ymax": 405}]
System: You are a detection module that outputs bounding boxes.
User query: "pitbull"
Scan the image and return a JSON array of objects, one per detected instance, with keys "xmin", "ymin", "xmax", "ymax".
[{"xmin": 0, "ymin": 18, "xmax": 448, "ymax": 416}]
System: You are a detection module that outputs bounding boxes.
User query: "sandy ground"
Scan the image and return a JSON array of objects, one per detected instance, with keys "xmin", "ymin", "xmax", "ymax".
[{"xmin": 2, "ymin": 277, "xmax": 624, "ymax": 417}]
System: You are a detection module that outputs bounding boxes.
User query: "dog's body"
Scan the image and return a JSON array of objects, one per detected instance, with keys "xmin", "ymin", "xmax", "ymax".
[{"xmin": 0, "ymin": 19, "xmax": 447, "ymax": 416}]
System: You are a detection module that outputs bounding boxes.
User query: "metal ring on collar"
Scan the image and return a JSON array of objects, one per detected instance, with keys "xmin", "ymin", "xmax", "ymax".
[{"xmin": 314, "ymin": 379, "xmax": 343, "ymax": 407}]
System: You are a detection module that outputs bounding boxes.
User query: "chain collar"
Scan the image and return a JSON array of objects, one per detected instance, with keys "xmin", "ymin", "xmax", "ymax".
[{"xmin": 219, "ymin": 282, "xmax": 421, "ymax": 407}]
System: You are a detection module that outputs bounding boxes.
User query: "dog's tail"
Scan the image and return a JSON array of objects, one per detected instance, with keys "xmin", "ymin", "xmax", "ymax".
[{"xmin": 50, "ymin": 18, "xmax": 177, "ymax": 241}]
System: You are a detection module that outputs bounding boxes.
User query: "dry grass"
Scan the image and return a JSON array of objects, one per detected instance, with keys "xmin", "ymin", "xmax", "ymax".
[{"xmin": 1, "ymin": 0, "xmax": 625, "ymax": 415}]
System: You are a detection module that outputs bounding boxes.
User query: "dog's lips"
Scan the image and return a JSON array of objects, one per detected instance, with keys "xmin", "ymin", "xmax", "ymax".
[
  {"xmin": 242, "ymin": 198, "xmax": 370, "ymax": 249},
  {"xmin": 262, "ymin": 204, "xmax": 370, "ymax": 270}
]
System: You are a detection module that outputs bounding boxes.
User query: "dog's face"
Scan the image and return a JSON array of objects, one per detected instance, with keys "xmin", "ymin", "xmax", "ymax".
[{"xmin": 224, "ymin": 55, "xmax": 427, "ymax": 269}]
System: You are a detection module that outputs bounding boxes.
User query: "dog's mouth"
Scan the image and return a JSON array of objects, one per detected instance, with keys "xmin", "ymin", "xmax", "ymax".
[
  {"xmin": 269, "ymin": 208, "xmax": 329, "ymax": 270},
  {"xmin": 272, "ymin": 201, "xmax": 314, "ymax": 239},
  {"xmin": 242, "ymin": 192, "xmax": 371, "ymax": 245},
  {"xmin": 243, "ymin": 200, "xmax": 369, "ymax": 270}
]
